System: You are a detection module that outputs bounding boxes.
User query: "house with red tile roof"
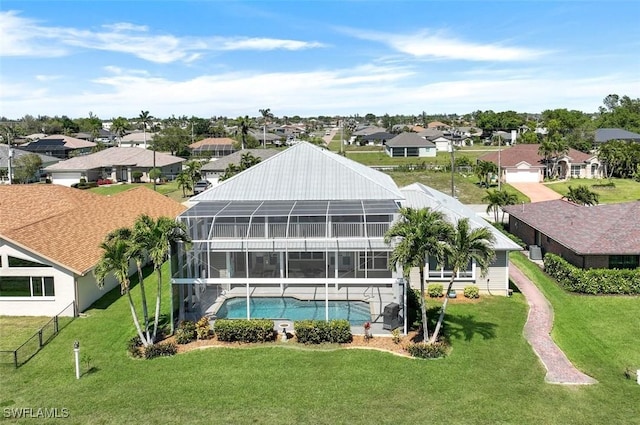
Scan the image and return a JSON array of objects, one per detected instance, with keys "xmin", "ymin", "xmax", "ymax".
[
  {"xmin": 189, "ymin": 137, "xmax": 237, "ymax": 157},
  {"xmin": 479, "ymin": 144, "xmax": 602, "ymax": 183},
  {"xmin": 0, "ymin": 185, "xmax": 186, "ymax": 316},
  {"xmin": 503, "ymin": 199, "xmax": 640, "ymax": 269}
]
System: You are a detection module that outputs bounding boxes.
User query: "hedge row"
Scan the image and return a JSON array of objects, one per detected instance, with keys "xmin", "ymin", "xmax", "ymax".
[
  {"xmin": 214, "ymin": 319, "xmax": 275, "ymax": 343},
  {"xmin": 544, "ymin": 253, "xmax": 640, "ymax": 295},
  {"xmin": 294, "ymin": 319, "xmax": 352, "ymax": 344}
]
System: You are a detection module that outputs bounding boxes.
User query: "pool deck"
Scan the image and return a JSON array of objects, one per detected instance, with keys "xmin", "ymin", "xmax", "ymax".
[{"xmin": 193, "ymin": 284, "xmax": 400, "ymax": 336}]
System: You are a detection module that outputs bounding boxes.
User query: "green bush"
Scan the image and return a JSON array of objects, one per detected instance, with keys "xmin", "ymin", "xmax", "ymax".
[
  {"xmin": 214, "ymin": 319, "xmax": 275, "ymax": 343},
  {"xmin": 406, "ymin": 341, "xmax": 447, "ymax": 359},
  {"xmin": 427, "ymin": 284, "xmax": 444, "ymax": 298},
  {"xmin": 132, "ymin": 171, "xmax": 143, "ymax": 182},
  {"xmin": 544, "ymin": 253, "xmax": 640, "ymax": 295},
  {"xmin": 143, "ymin": 342, "xmax": 177, "ymax": 359},
  {"xmin": 294, "ymin": 320, "xmax": 352, "ymax": 344},
  {"xmin": 175, "ymin": 320, "xmax": 196, "ymax": 344},
  {"xmin": 463, "ymin": 286, "xmax": 480, "ymax": 299},
  {"xmin": 127, "ymin": 336, "xmax": 143, "ymax": 358},
  {"xmin": 391, "ymin": 328, "xmax": 402, "ymax": 344}
]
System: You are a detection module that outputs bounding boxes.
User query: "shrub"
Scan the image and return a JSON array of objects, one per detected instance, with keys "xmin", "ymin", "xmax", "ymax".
[
  {"xmin": 544, "ymin": 253, "xmax": 640, "ymax": 295},
  {"xmin": 294, "ymin": 320, "xmax": 352, "ymax": 344},
  {"xmin": 143, "ymin": 342, "xmax": 177, "ymax": 359},
  {"xmin": 406, "ymin": 341, "xmax": 448, "ymax": 359},
  {"xmin": 427, "ymin": 284, "xmax": 444, "ymax": 298},
  {"xmin": 214, "ymin": 319, "xmax": 275, "ymax": 343},
  {"xmin": 132, "ymin": 171, "xmax": 143, "ymax": 182},
  {"xmin": 127, "ymin": 336, "xmax": 143, "ymax": 358},
  {"xmin": 196, "ymin": 316, "xmax": 211, "ymax": 340},
  {"xmin": 175, "ymin": 320, "xmax": 196, "ymax": 344},
  {"xmin": 391, "ymin": 328, "xmax": 401, "ymax": 344},
  {"xmin": 463, "ymin": 286, "xmax": 480, "ymax": 299}
]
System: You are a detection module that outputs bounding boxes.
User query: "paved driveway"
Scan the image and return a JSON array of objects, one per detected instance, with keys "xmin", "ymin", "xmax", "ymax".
[{"xmin": 510, "ymin": 183, "xmax": 563, "ymax": 203}]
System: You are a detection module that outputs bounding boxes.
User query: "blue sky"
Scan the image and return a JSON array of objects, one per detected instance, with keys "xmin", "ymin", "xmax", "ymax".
[{"xmin": 1, "ymin": 1, "xmax": 639, "ymax": 119}]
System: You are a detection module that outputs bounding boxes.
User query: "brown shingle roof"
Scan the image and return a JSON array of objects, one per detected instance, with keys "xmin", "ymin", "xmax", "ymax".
[
  {"xmin": 44, "ymin": 147, "xmax": 185, "ymax": 171},
  {"xmin": 503, "ymin": 199, "xmax": 640, "ymax": 255},
  {"xmin": 189, "ymin": 138, "xmax": 236, "ymax": 149},
  {"xmin": 0, "ymin": 186, "xmax": 186, "ymax": 275},
  {"xmin": 479, "ymin": 144, "xmax": 595, "ymax": 168}
]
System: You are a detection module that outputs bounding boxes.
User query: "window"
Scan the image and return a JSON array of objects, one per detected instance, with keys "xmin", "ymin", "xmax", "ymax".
[
  {"xmin": 570, "ymin": 165, "xmax": 581, "ymax": 177},
  {"xmin": 428, "ymin": 257, "xmax": 473, "ymax": 279},
  {"xmin": 8, "ymin": 256, "xmax": 51, "ymax": 268},
  {"xmin": 0, "ymin": 276, "xmax": 54, "ymax": 297},
  {"xmin": 609, "ymin": 255, "xmax": 639, "ymax": 270},
  {"xmin": 358, "ymin": 251, "xmax": 389, "ymax": 270}
]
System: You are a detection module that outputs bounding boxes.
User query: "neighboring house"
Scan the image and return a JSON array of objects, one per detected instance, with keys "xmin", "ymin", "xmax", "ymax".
[
  {"xmin": 189, "ymin": 138, "xmax": 237, "ymax": 157},
  {"xmin": 503, "ymin": 200, "xmax": 640, "ymax": 270},
  {"xmin": 0, "ymin": 144, "xmax": 60, "ymax": 183},
  {"xmin": 427, "ymin": 121, "xmax": 450, "ymax": 130},
  {"xmin": 385, "ymin": 133, "xmax": 437, "ymax": 157},
  {"xmin": 478, "ymin": 144, "xmax": 602, "ymax": 183},
  {"xmin": 200, "ymin": 149, "xmax": 280, "ymax": 185},
  {"xmin": 249, "ymin": 130, "xmax": 282, "ymax": 147},
  {"xmin": 0, "ymin": 185, "xmax": 186, "ymax": 316},
  {"xmin": 359, "ymin": 132, "xmax": 395, "ymax": 146},
  {"xmin": 20, "ymin": 135, "xmax": 96, "ymax": 159},
  {"xmin": 44, "ymin": 147, "xmax": 185, "ymax": 187},
  {"xmin": 119, "ymin": 131, "xmax": 155, "ymax": 148},
  {"xmin": 595, "ymin": 128, "xmax": 640, "ymax": 144},
  {"xmin": 170, "ymin": 142, "xmax": 519, "ymax": 328},
  {"xmin": 75, "ymin": 129, "xmax": 116, "ymax": 144}
]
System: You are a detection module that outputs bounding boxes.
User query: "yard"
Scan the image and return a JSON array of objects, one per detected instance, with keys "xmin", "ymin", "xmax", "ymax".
[
  {"xmin": 1, "ymin": 260, "xmax": 639, "ymax": 424},
  {"xmin": 546, "ymin": 178, "xmax": 640, "ymax": 203}
]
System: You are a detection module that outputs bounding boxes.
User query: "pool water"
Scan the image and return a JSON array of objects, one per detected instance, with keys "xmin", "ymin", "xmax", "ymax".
[{"xmin": 215, "ymin": 297, "xmax": 370, "ymax": 325}]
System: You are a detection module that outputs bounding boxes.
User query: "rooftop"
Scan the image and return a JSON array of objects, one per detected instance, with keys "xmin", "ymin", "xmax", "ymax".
[{"xmin": 44, "ymin": 147, "xmax": 185, "ymax": 171}]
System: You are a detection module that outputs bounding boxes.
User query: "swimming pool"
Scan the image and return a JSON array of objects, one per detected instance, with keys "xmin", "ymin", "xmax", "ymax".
[{"xmin": 215, "ymin": 297, "xmax": 370, "ymax": 325}]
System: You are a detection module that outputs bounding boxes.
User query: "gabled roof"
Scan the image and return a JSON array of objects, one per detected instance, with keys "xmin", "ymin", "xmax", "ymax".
[
  {"xmin": 595, "ymin": 128, "xmax": 640, "ymax": 143},
  {"xmin": 400, "ymin": 183, "xmax": 522, "ymax": 251},
  {"xmin": 362, "ymin": 132, "xmax": 395, "ymax": 141},
  {"xmin": 201, "ymin": 149, "xmax": 280, "ymax": 172},
  {"xmin": 121, "ymin": 132, "xmax": 155, "ymax": 142},
  {"xmin": 44, "ymin": 147, "xmax": 185, "ymax": 171},
  {"xmin": 192, "ymin": 142, "xmax": 404, "ymax": 201},
  {"xmin": 189, "ymin": 138, "xmax": 236, "ymax": 149},
  {"xmin": 37, "ymin": 134, "xmax": 96, "ymax": 149},
  {"xmin": 0, "ymin": 186, "xmax": 186, "ymax": 275},
  {"xmin": 353, "ymin": 126, "xmax": 388, "ymax": 136},
  {"xmin": 479, "ymin": 144, "xmax": 594, "ymax": 168},
  {"xmin": 0, "ymin": 144, "xmax": 60, "ymax": 168},
  {"xmin": 503, "ymin": 199, "xmax": 640, "ymax": 255},
  {"xmin": 386, "ymin": 133, "xmax": 436, "ymax": 148}
]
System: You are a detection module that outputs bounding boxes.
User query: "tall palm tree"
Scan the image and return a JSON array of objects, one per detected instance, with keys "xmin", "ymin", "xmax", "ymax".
[
  {"xmin": 384, "ymin": 208, "xmax": 451, "ymax": 342},
  {"xmin": 138, "ymin": 110, "xmax": 153, "ymax": 149},
  {"xmin": 475, "ymin": 160, "xmax": 497, "ymax": 188},
  {"xmin": 482, "ymin": 189, "xmax": 518, "ymax": 223},
  {"xmin": 184, "ymin": 160, "xmax": 203, "ymax": 188},
  {"xmin": 259, "ymin": 108, "xmax": 273, "ymax": 148},
  {"xmin": 237, "ymin": 116, "xmax": 251, "ymax": 150},
  {"xmin": 94, "ymin": 234, "xmax": 150, "ymax": 346},
  {"xmin": 136, "ymin": 215, "xmax": 190, "ymax": 340},
  {"xmin": 538, "ymin": 139, "xmax": 555, "ymax": 179},
  {"xmin": 430, "ymin": 218, "xmax": 495, "ymax": 343},
  {"xmin": 175, "ymin": 171, "xmax": 192, "ymax": 198}
]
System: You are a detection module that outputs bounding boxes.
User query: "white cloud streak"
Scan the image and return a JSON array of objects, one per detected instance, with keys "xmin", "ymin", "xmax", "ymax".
[{"xmin": 0, "ymin": 10, "xmax": 325, "ymax": 63}]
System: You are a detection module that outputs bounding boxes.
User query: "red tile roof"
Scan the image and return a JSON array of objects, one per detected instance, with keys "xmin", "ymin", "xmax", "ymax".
[
  {"xmin": 0, "ymin": 185, "xmax": 186, "ymax": 274},
  {"xmin": 479, "ymin": 144, "xmax": 595, "ymax": 168},
  {"xmin": 503, "ymin": 199, "xmax": 640, "ymax": 255},
  {"xmin": 189, "ymin": 138, "xmax": 236, "ymax": 149}
]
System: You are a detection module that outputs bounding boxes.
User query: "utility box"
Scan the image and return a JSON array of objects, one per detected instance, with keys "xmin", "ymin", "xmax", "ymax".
[
  {"xmin": 529, "ymin": 245, "xmax": 543, "ymax": 260},
  {"xmin": 383, "ymin": 303, "xmax": 400, "ymax": 330}
]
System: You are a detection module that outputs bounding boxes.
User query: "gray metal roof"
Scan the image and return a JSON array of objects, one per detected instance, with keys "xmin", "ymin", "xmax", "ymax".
[
  {"xmin": 595, "ymin": 128, "xmax": 640, "ymax": 143},
  {"xmin": 399, "ymin": 183, "xmax": 522, "ymax": 251},
  {"xmin": 44, "ymin": 147, "xmax": 185, "ymax": 171},
  {"xmin": 386, "ymin": 133, "xmax": 436, "ymax": 148},
  {"xmin": 191, "ymin": 142, "xmax": 404, "ymax": 201},
  {"xmin": 0, "ymin": 144, "xmax": 60, "ymax": 168}
]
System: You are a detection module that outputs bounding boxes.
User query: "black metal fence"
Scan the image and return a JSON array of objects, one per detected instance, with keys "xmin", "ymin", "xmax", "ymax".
[{"xmin": 0, "ymin": 302, "xmax": 76, "ymax": 368}]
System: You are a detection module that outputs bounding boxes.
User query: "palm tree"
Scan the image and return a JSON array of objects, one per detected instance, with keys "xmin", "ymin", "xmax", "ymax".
[
  {"xmin": 384, "ymin": 208, "xmax": 451, "ymax": 342},
  {"xmin": 110, "ymin": 117, "xmax": 129, "ymax": 147},
  {"xmin": 482, "ymin": 189, "xmax": 519, "ymax": 223},
  {"xmin": 538, "ymin": 139, "xmax": 555, "ymax": 179},
  {"xmin": 259, "ymin": 108, "xmax": 273, "ymax": 149},
  {"xmin": 475, "ymin": 160, "xmax": 497, "ymax": 188},
  {"xmin": 136, "ymin": 215, "xmax": 190, "ymax": 340},
  {"xmin": 184, "ymin": 160, "xmax": 203, "ymax": 188},
  {"xmin": 430, "ymin": 218, "xmax": 496, "ymax": 343},
  {"xmin": 564, "ymin": 185, "xmax": 600, "ymax": 206},
  {"xmin": 175, "ymin": 171, "xmax": 192, "ymax": 198},
  {"xmin": 138, "ymin": 110, "xmax": 153, "ymax": 149},
  {"xmin": 94, "ymin": 233, "xmax": 150, "ymax": 346},
  {"xmin": 237, "ymin": 116, "xmax": 251, "ymax": 150}
]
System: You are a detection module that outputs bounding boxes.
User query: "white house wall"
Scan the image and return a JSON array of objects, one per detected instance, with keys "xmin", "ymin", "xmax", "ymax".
[
  {"xmin": 418, "ymin": 147, "xmax": 437, "ymax": 157},
  {"xmin": 50, "ymin": 171, "xmax": 83, "ymax": 187},
  {"xmin": 75, "ymin": 270, "xmax": 119, "ymax": 312}
]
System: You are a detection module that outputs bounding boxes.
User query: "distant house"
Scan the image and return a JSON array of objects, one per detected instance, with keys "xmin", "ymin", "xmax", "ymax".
[
  {"xmin": 0, "ymin": 144, "xmax": 61, "ymax": 183},
  {"xmin": 0, "ymin": 185, "xmax": 186, "ymax": 316},
  {"xmin": 427, "ymin": 121, "xmax": 450, "ymax": 130},
  {"xmin": 119, "ymin": 131, "xmax": 155, "ymax": 148},
  {"xmin": 359, "ymin": 132, "xmax": 395, "ymax": 146},
  {"xmin": 20, "ymin": 135, "xmax": 96, "ymax": 159},
  {"xmin": 75, "ymin": 129, "xmax": 116, "ymax": 144},
  {"xmin": 201, "ymin": 149, "xmax": 280, "ymax": 184},
  {"xmin": 595, "ymin": 128, "xmax": 640, "ymax": 144},
  {"xmin": 189, "ymin": 138, "xmax": 236, "ymax": 157},
  {"xmin": 479, "ymin": 144, "xmax": 602, "ymax": 183},
  {"xmin": 385, "ymin": 133, "xmax": 437, "ymax": 157},
  {"xmin": 45, "ymin": 147, "xmax": 185, "ymax": 186},
  {"xmin": 503, "ymin": 200, "xmax": 640, "ymax": 270}
]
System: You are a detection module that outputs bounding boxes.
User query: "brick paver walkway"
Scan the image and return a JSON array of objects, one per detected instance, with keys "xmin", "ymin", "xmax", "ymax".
[{"xmin": 509, "ymin": 262, "xmax": 598, "ymax": 385}]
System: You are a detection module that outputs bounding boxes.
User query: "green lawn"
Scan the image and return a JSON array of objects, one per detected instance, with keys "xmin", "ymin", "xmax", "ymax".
[
  {"xmin": 546, "ymin": 178, "xmax": 640, "ymax": 203},
  {"xmin": 89, "ymin": 181, "xmax": 187, "ymax": 203},
  {"xmin": 0, "ymin": 316, "xmax": 51, "ymax": 350},
  {"xmin": 2, "ymin": 261, "xmax": 640, "ymax": 424}
]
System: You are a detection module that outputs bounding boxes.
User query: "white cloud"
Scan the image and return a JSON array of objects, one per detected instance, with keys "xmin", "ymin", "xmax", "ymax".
[
  {"xmin": 347, "ymin": 28, "xmax": 547, "ymax": 62},
  {"xmin": 35, "ymin": 75, "xmax": 62, "ymax": 82},
  {"xmin": 0, "ymin": 10, "xmax": 325, "ymax": 63}
]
